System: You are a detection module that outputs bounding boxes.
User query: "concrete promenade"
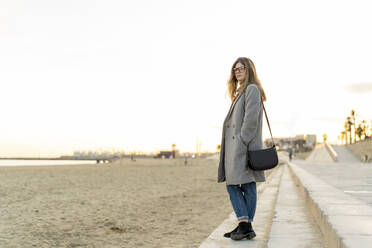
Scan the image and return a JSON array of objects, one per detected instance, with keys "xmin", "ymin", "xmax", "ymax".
[{"xmin": 200, "ymin": 146, "xmax": 372, "ymax": 248}]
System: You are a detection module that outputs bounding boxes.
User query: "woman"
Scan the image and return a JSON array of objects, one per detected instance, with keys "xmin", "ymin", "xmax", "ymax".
[{"xmin": 217, "ymin": 57, "xmax": 266, "ymax": 241}]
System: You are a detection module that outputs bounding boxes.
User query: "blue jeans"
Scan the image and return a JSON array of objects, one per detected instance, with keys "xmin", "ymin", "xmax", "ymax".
[{"xmin": 226, "ymin": 182, "xmax": 257, "ymax": 222}]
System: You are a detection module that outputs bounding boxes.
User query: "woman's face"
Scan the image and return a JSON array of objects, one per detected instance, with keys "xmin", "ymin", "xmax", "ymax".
[{"xmin": 234, "ymin": 62, "xmax": 248, "ymax": 83}]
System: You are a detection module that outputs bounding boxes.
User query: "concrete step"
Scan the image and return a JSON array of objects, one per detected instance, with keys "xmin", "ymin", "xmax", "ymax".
[
  {"xmin": 201, "ymin": 155, "xmax": 372, "ymax": 247},
  {"xmin": 268, "ymin": 164, "xmax": 326, "ymax": 247},
  {"xmin": 288, "ymin": 161, "xmax": 372, "ymax": 248},
  {"xmin": 200, "ymin": 164, "xmax": 284, "ymax": 248}
]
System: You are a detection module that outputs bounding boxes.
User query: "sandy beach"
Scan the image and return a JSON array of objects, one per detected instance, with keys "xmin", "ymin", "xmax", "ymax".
[{"xmin": 0, "ymin": 158, "xmax": 239, "ymax": 248}]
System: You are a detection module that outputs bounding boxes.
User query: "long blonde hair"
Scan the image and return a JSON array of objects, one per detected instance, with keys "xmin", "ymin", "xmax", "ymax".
[{"xmin": 227, "ymin": 57, "xmax": 266, "ymax": 102}]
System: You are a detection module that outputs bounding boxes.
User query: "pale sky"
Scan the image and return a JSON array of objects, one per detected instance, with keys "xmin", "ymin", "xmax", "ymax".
[{"xmin": 1, "ymin": 0, "xmax": 372, "ymax": 157}]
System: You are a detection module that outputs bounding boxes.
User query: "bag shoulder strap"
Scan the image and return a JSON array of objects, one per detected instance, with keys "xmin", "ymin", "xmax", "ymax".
[
  {"xmin": 261, "ymin": 100, "xmax": 276, "ymax": 147},
  {"xmin": 242, "ymin": 86, "xmax": 276, "ymax": 147}
]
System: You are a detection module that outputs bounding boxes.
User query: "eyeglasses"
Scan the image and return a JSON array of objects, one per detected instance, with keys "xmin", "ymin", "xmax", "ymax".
[{"xmin": 233, "ymin": 66, "xmax": 246, "ymax": 73}]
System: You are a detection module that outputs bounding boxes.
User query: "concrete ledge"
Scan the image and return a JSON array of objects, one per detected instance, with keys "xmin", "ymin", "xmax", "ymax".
[
  {"xmin": 346, "ymin": 139, "xmax": 372, "ymax": 162},
  {"xmin": 288, "ymin": 161, "xmax": 372, "ymax": 248},
  {"xmin": 325, "ymin": 142, "xmax": 338, "ymax": 162},
  {"xmin": 306, "ymin": 144, "xmax": 334, "ymax": 163},
  {"xmin": 267, "ymin": 164, "xmax": 325, "ymax": 247},
  {"xmin": 199, "ymin": 163, "xmax": 284, "ymax": 248}
]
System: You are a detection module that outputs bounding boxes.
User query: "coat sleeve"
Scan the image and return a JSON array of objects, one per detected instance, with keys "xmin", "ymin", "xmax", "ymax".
[{"xmin": 239, "ymin": 84, "xmax": 261, "ymax": 147}]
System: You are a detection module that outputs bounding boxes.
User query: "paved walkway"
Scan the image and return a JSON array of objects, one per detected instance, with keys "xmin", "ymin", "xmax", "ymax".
[
  {"xmin": 267, "ymin": 165, "xmax": 324, "ymax": 247},
  {"xmin": 305, "ymin": 143, "xmax": 360, "ymax": 163},
  {"xmin": 200, "ymin": 164, "xmax": 283, "ymax": 248},
  {"xmin": 294, "ymin": 158, "xmax": 372, "ymax": 205},
  {"xmin": 200, "ymin": 158, "xmax": 327, "ymax": 247},
  {"xmin": 305, "ymin": 144, "xmax": 334, "ymax": 163},
  {"xmin": 200, "ymin": 148, "xmax": 372, "ymax": 247},
  {"xmin": 289, "ymin": 160, "xmax": 372, "ymax": 247},
  {"xmin": 331, "ymin": 145, "xmax": 360, "ymax": 163}
]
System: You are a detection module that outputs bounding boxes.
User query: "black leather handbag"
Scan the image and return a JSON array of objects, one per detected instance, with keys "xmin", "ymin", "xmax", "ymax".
[{"xmin": 247, "ymin": 101, "xmax": 278, "ymax": 171}]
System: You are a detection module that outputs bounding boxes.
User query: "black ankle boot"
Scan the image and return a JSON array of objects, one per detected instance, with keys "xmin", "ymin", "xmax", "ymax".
[
  {"xmin": 230, "ymin": 222, "xmax": 256, "ymax": 240},
  {"xmin": 223, "ymin": 225, "xmax": 239, "ymax": 238}
]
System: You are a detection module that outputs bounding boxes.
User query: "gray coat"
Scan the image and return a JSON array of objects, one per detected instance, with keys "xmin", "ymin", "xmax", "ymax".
[{"xmin": 217, "ymin": 84, "xmax": 266, "ymax": 185}]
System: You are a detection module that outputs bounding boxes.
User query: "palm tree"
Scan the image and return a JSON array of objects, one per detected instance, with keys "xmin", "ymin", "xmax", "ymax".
[
  {"xmin": 362, "ymin": 120, "xmax": 371, "ymax": 139},
  {"xmin": 340, "ymin": 131, "xmax": 346, "ymax": 144},
  {"xmin": 344, "ymin": 121, "xmax": 348, "ymax": 144},
  {"xmin": 361, "ymin": 120, "xmax": 366, "ymax": 140},
  {"xmin": 351, "ymin": 109, "xmax": 356, "ymax": 143},
  {"xmin": 357, "ymin": 124, "xmax": 363, "ymax": 141},
  {"xmin": 346, "ymin": 117, "xmax": 353, "ymax": 144}
]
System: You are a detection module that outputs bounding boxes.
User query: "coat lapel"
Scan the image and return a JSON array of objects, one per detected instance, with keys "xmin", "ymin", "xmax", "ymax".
[{"xmin": 223, "ymin": 90, "xmax": 244, "ymax": 123}]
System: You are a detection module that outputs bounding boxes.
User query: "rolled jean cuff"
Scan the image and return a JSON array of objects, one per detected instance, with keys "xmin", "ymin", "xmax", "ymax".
[{"xmin": 237, "ymin": 216, "xmax": 249, "ymax": 221}]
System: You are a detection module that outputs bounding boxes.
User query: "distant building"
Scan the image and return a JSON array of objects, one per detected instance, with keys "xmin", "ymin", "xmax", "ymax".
[
  {"xmin": 305, "ymin": 134, "xmax": 317, "ymax": 147},
  {"xmin": 265, "ymin": 134, "xmax": 317, "ymax": 152},
  {"xmin": 154, "ymin": 151, "xmax": 174, "ymax": 159}
]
